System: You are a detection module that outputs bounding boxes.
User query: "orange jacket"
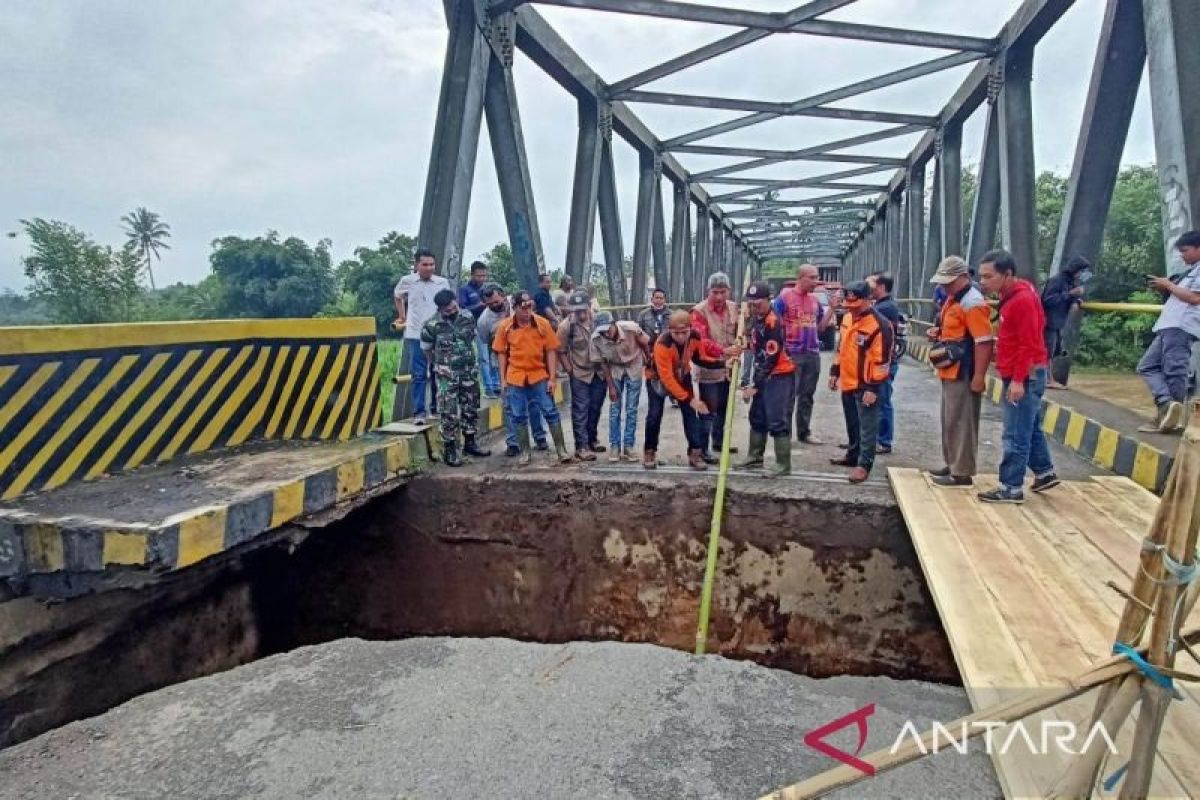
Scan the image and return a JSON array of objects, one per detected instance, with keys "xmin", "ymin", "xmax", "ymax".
[
  {"xmin": 653, "ymin": 331, "xmax": 725, "ymax": 402},
  {"xmin": 831, "ymin": 308, "xmax": 893, "ymax": 392}
]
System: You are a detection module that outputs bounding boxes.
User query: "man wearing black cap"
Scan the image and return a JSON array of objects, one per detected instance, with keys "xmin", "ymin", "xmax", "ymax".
[
  {"xmin": 829, "ymin": 281, "xmax": 893, "ymax": 483},
  {"xmin": 420, "ymin": 289, "xmax": 491, "ymax": 466},
  {"xmin": 738, "ymin": 282, "xmax": 796, "ymax": 477}
]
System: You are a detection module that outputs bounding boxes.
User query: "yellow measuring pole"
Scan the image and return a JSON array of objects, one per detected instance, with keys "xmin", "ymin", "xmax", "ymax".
[{"xmin": 695, "ymin": 297, "xmax": 750, "ymax": 656}]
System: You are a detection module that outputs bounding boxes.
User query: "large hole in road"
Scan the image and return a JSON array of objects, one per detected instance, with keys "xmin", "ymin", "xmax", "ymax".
[{"xmin": 0, "ymin": 473, "xmax": 957, "ymax": 748}]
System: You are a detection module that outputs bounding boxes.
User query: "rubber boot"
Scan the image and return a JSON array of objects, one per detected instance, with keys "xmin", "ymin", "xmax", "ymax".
[
  {"xmin": 768, "ymin": 435, "xmax": 792, "ymax": 478},
  {"xmin": 463, "ymin": 434, "xmax": 491, "ymax": 458},
  {"xmin": 550, "ymin": 422, "xmax": 574, "ymax": 464},
  {"xmin": 736, "ymin": 432, "xmax": 767, "ymax": 469},
  {"xmin": 517, "ymin": 424, "xmax": 532, "ymax": 467},
  {"xmin": 688, "ymin": 448, "xmax": 708, "ymax": 471},
  {"xmin": 443, "ymin": 441, "xmax": 463, "ymax": 467}
]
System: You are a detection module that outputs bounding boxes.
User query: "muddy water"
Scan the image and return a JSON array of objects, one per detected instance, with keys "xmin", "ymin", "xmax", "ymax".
[{"xmin": 0, "ymin": 473, "xmax": 956, "ymax": 748}]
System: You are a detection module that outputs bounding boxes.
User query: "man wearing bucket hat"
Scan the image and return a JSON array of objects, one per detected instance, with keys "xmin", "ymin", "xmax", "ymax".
[
  {"xmin": 737, "ymin": 282, "xmax": 796, "ymax": 477},
  {"xmin": 828, "ymin": 281, "xmax": 893, "ymax": 483},
  {"xmin": 558, "ymin": 289, "xmax": 607, "ymax": 460},
  {"xmin": 924, "ymin": 255, "xmax": 994, "ymax": 487}
]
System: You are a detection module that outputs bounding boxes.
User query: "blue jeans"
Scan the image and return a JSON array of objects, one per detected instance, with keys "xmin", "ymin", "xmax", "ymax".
[
  {"xmin": 409, "ymin": 341, "xmax": 429, "ymax": 416},
  {"xmin": 877, "ymin": 361, "xmax": 900, "ymax": 447},
  {"xmin": 999, "ymin": 367, "xmax": 1055, "ymax": 492},
  {"xmin": 506, "ymin": 381, "xmax": 561, "ymax": 429},
  {"xmin": 608, "ymin": 374, "xmax": 642, "ymax": 450},
  {"xmin": 505, "ymin": 390, "xmax": 547, "ymax": 447},
  {"xmin": 476, "ymin": 338, "xmax": 500, "ymax": 394}
]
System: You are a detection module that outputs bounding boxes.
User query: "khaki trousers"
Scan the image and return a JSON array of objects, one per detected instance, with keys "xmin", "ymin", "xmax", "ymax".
[{"xmin": 941, "ymin": 377, "xmax": 982, "ymax": 478}]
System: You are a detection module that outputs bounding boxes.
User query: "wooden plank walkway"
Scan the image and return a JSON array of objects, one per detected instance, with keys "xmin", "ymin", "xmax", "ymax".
[{"xmin": 889, "ymin": 467, "xmax": 1200, "ymax": 799}]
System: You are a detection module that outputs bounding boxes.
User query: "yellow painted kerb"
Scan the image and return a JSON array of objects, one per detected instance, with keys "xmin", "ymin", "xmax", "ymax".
[
  {"xmin": 1131, "ymin": 443, "xmax": 1163, "ymax": 491},
  {"xmin": 1093, "ymin": 426, "xmax": 1120, "ymax": 469},
  {"xmin": 1064, "ymin": 411, "xmax": 1086, "ymax": 449},
  {"xmin": 177, "ymin": 508, "xmax": 228, "ymax": 567},
  {"xmin": 1042, "ymin": 403, "xmax": 1061, "ymax": 434},
  {"xmin": 336, "ymin": 459, "xmax": 366, "ymax": 501},
  {"xmin": 0, "ymin": 317, "xmax": 375, "ymax": 356},
  {"xmin": 270, "ymin": 481, "xmax": 305, "ymax": 528},
  {"xmin": 25, "ymin": 524, "xmax": 64, "ymax": 571},
  {"xmin": 103, "ymin": 531, "xmax": 148, "ymax": 566}
]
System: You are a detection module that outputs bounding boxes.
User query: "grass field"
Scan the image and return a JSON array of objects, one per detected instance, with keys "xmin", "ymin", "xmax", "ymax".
[{"xmin": 377, "ymin": 338, "xmax": 403, "ymax": 423}]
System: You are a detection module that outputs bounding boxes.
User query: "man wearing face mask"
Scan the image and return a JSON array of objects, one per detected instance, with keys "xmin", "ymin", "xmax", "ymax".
[
  {"xmin": 829, "ymin": 281, "xmax": 893, "ymax": 484},
  {"xmin": 1040, "ymin": 256, "xmax": 1091, "ymax": 389},
  {"xmin": 421, "ymin": 289, "xmax": 491, "ymax": 467}
]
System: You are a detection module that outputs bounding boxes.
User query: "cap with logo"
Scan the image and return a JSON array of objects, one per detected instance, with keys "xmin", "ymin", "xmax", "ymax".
[
  {"xmin": 568, "ymin": 290, "xmax": 591, "ymax": 311},
  {"xmin": 744, "ymin": 281, "xmax": 772, "ymax": 301},
  {"xmin": 594, "ymin": 310, "xmax": 615, "ymax": 334}
]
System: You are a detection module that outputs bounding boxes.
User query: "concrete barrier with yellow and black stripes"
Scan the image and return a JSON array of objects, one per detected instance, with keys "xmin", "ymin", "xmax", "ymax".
[
  {"xmin": 905, "ymin": 339, "xmax": 1172, "ymax": 492},
  {"xmin": 0, "ymin": 318, "xmax": 381, "ymax": 500}
]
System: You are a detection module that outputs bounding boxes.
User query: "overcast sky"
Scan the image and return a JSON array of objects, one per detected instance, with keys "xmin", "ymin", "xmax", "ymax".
[{"xmin": 0, "ymin": 0, "xmax": 1158, "ymax": 291}]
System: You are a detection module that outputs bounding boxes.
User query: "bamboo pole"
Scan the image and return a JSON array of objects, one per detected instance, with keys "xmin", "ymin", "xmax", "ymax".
[
  {"xmin": 1117, "ymin": 408, "xmax": 1200, "ymax": 798},
  {"xmin": 760, "ymin": 628, "xmax": 1200, "ymax": 800},
  {"xmin": 694, "ymin": 283, "xmax": 751, "ymax": 655}
]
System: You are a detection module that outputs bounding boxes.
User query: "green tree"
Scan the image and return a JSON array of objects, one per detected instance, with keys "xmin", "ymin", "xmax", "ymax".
[
  {"xmin": 208, "ymin": 231, "xmax": 336, "ymax": 318},
  {"xmin": 120, "ymin": 207, "xmax": 171, "ymax": 290},
  {"xmin": 331, "ymin": 231, "xmax": 415, "ymax": 333},
  {"xmin": 0, "ymin": 290, "xmax": 49, "ymax": 325},
  {"xmin": 1095, "ymin": 165, "xmax": 1165, "ymax": 301},
  {"xmin": 20, "ymin": 218, "xmax": 144, "ymax": 323},
  {"xmin": 1034, "ymin": 171, "xmax": 1069, "ymax": 277}
]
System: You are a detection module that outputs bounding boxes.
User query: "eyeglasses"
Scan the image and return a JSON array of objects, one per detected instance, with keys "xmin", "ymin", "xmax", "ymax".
[{"xmin": 519, "ymin": 300, "xmax": 534, "ymax": 309}]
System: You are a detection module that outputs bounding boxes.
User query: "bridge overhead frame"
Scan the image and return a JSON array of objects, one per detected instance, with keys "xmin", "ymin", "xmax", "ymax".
[{"xmin": 418, "ymin": 0, "xmax": 1198, "ymax": 314}]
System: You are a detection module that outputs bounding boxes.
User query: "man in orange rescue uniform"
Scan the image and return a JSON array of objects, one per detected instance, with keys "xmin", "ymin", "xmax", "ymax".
[
  {"xmin": 925, "ymin": 255, "xmax": 994, "ymax": 487},
  {"xmin": 829, "ymin": 281, "xmax": 894, "ymax": 483},
  {"xmin": 652, "ymin": 310, "xmax": 728, "ymax": 471}
]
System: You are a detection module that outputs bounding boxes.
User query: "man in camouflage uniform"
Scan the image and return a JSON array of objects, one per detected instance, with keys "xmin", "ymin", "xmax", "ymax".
[{"xmin": 421, "ymin": 289, "xmax": 491, "ymax": 466}]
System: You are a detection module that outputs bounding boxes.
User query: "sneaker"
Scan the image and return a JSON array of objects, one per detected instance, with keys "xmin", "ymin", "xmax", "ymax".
[
  {"xmin": 1160, "ymin": 400, "xmax": 1186, "ymax": 432},
  {"xmin": 608, "ymin": 450, "xmax": 620, "ymax": 462},
  {"xmin": 591, "ymin": 443, "xmax": 607, "ymax": 454},
  {"xmin": 928, "ymin": 466, "xmax": 951, "ymax": 478},
  {"xmin": 978, "ymin": 487, "xmax": 1024, "ymax": 504},
  {"xmin": 535, "ymin": 440, "xmax": 549, "ymax": 452},
  {"xmin": 1031, "ymin": 473, "xmax": 1060, "ymax": 493},
  {"xmin": 576, "ymin": 449, "xmax": 596, "ymax": 462},
  {"xmin": 931, "ymin": 474, "xmax": 973, "ymax": 487},
  {"xmin": 876, "ymin": 444, "xmax": 893, "ymax": 455},
  {"xmin": 413, "ymin": 413, "xmax": 427, "ymax": 425},
  {"xmin": 620, "ymin": 451, "xmax": 639, "ymax": 463},
  {"xmin": 505, "ymin": 445, "xmax": 521, "ymax": 457},
  {"xmin": 799, "ymin": 434, "xmax": 824, "ymax": 445}
]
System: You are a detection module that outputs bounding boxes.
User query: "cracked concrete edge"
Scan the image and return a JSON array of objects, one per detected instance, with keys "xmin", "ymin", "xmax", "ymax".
[
  {"xmin": 906, "ymin": 340, "xmax": 1169, "ymax": 493},
  {"xmin": 0, "ymin": 377, "xmax": 570, "ymax": 592}
]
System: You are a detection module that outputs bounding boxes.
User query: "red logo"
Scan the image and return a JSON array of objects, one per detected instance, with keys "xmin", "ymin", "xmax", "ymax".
[{"xmin": 803, "ymin": 704, "xmax": 876, "ymax": 776}]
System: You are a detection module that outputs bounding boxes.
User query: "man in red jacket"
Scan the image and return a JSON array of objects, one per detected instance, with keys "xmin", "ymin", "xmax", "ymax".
[{"xmin": 977, "ymin": 250, "xmax": 1060, "ymax": 503}]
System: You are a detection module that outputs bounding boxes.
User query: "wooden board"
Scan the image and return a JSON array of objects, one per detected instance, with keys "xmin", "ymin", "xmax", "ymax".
[{"xmin": 889, "ymin": 468, "xmax": 1199, "ymax": 799}]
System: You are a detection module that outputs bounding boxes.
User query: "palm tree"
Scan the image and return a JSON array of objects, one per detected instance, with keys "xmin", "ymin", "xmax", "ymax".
[{"xmin": 121, "ymin": 207, "xmax": 171, "ymax": 289}]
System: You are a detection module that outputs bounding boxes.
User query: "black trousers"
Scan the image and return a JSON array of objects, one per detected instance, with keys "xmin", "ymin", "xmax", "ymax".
[
  {"xmin": 841, "ymin": 389, "xmax": 881, "ymax": 471},
  {"xmin": 749, "ymin": 375, "xmax": 795, "ymax": 437},
  {"xmin": 791, "ymin": 352, "xmax": 821, "ymax": 440},
  {"xmin": 644, "ymin": 385, "xmax": 666, "ymax": 451},
  {"xmin": 569, "ymin": 375, "xmax": 606, "ymax": 451},
  {"xmin": 699, "ymin": 380, "xmax": 730, "ymax": 451}
]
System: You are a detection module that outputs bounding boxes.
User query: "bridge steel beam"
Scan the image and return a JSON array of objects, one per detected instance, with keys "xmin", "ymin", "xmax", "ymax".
[
  {"xmin": 700, "ymin": 164, "xmax": 893, "ymax": 186},
  {"xmin": 597, "ymin": 137, "xmax": 628, "ymax": 307},
  {"xmin": 1049, "ymin": 0, "xmax": 1146, "ymax": 388},
  {"xmin": 1144, "ymin": 0, "xmax": 1200, "ymax": 274},
  {"xmin": 694, "ymin": 202, "xmax": 710, "ymax": 293},
  {"xmin": 905, "ymin": 164, "xmax": 926, "ymax": 302},
  {"xmin": 938, "ymin": 121, "xmax": 964, "ymax": 260},
  {"xmin": 998, "ymin": 44, "xmax": 1038, "ymax": 279},
  {"xmin": 652, "ymin": 175, "xmax": 670, "ymax": 293},
  {"xmin": 564, "ymin": 97, "xmax": 602, "ymax": 282},
  {"xmin": 631, "ymin": 148, "xmax": 657, "ymax": 304},
  {"xmin": 669, "ymin": 181, "xmax": 687, "ymax": 299},
  {"xmin": 484, "ymin": 37, "xmax": 546, "ymax": 293},
  {"xmin": 681, "ymin": 199, "xmax": 695, "ymax": 301},
  {"xmin": 658, "ymin": 50, "xmax": 979, "ymax": 147},
  {"xmin": 967, "ymin": 98, "xmax": 1003, "ymax": 267},
  {"xmin": 888, "ymin": 189, "xmax": 905, "ymax": 273},
  {"xmin": 417, "ymin": 0, "xmax": 489, "ymax": 283},
  {"xmin": 924, "ymin": 162, "xmax": 943, "ymax": 284}
]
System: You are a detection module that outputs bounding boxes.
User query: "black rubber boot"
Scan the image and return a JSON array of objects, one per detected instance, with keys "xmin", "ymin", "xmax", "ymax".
[
  {"xmin": 463, "ymin": 435, "xmax": 491, "ymax": 458},
  {"xmin": 443, "ymin": 441, "xmax": 463, "ymax": 467}
]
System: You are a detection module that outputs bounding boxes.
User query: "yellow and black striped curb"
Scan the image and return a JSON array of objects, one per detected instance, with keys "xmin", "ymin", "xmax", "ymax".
[
  {"xmin": 905, "ymin": 340, "xmax": 1170, "ymax": 493},
  {"xmin": 0, "ymin": 318, "xmax": 381, "ymax": 501},
  {"xmin": 0, "ymin": 376, "xmax": 567, "ymax": 589}
]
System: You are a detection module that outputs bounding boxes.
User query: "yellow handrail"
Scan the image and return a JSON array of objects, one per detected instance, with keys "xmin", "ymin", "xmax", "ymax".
[{"xmin": 897, "ymin": 298, "xmax": 1164, "ymax": 315}]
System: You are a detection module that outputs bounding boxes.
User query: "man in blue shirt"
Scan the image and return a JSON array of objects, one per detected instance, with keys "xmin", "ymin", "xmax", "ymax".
[{"xmin": 458, "ymin": 261, "xmax": 499, "ymax": 396}]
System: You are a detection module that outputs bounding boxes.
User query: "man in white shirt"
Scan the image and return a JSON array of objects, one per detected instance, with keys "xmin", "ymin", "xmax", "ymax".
[
  {"xmin": 394, "ymin": 248, "xmax": 450, "ymax": 423},
  {"xmin": 1138, "ymin": 230, "xmax": 1200, "ymax": 433}
]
